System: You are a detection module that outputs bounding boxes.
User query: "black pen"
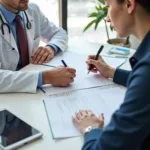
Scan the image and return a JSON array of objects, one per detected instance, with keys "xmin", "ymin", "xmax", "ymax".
[
  {"xmin": 61, "ymin": 60, "xmax": 68, "ymax": 67},
  {"xmin": 87, "ymin": 45, "xmax": 104, "ymax": 74},
  {"xmin": 39, "ymin": 87, "xmax": 46, "ymax": 94}
]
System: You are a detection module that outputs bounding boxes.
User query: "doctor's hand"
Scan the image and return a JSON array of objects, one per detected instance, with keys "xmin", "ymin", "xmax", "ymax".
[
  {"xmin": 72, "ymin": 110, "xmax": 104, "ymax": 135},
  {"xmin": 86, "ymin": 55, "xmax": 115, "ymax": 79},
  {"xmin": 32, "ymin": 46, "xmax": 55, "ymax": 64},
  {"xmin": 42, "ymin": 67, "xmax": 76, "ymax": 87}
]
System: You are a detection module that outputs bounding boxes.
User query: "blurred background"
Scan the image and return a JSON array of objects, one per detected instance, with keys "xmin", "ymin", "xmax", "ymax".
[
  {"xmin": 30, "ymin": 0, "xmax": 116, "ymax": 43},
  {"xmin": 30, "ymin": 0, "xmax": 139, "ymax": 49}
]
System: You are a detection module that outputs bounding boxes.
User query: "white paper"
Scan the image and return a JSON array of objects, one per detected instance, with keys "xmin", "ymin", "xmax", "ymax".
[
  {"xmin": 102, "ymin": 56, "xmax": 126, "ymax": 68},
  {"xmin": 42, "ymin": 70, "xmax": 114, "ymax": 95},
  {"xmin": 42, "ymin": 51, "xmax": 126, "ymax": 95},
  {"xmin": 44, "ymin": 51, "xmax": 126, "ymax": 69},
  {"xmin": 44, "ymin": 85, "xmax": 126, "ymax": 138}
]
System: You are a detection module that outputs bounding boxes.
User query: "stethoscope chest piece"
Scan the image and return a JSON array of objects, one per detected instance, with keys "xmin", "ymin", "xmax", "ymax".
[{"xmin": 26, "ymin": 22, "xmax": 31, "ymax": 29}]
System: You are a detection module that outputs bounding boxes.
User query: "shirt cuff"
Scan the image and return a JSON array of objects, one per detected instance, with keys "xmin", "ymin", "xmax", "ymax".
[
  {"xmin": 37, "ymin": 72, "xmax": 43, "ymax": 87},
  {"xmin": 47, "ymin": 44, "xmax": 61, "ymax": 54}
]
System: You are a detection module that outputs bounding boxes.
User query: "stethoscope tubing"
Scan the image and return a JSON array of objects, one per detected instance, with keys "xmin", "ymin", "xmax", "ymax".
[{"xmin": 0, "ymin": 11, "xmax": 31, "ymax": 35}]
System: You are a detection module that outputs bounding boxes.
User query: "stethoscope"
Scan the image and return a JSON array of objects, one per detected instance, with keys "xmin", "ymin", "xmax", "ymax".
[{"xmin": 0, "ymin": 11, "xmax": 32, "ymax": 35}]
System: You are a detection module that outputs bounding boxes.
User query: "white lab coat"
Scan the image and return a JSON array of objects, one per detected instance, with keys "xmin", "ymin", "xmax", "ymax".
[{"xmin": 0, "ymin": 3, "xmax": 68, "ymax": 93}]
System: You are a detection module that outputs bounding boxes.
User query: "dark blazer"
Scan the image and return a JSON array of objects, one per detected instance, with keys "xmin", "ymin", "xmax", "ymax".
[{"xmin": 83, "ymin": 31, "xmax": 150, "ymax": 150}]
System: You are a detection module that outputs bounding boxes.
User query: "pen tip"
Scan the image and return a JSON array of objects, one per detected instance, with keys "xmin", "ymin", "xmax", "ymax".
[{"xmin": 87, "ymin": 70, "xmax": 90, "ymax": 75}]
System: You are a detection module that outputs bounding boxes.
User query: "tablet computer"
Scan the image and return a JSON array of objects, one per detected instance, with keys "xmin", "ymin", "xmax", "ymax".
[{"xmin": 0, "ymin": 109, "xmax": 43, "ymax": 150}]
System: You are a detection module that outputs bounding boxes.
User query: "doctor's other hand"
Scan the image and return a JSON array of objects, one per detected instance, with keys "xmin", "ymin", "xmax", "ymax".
[
  {"xmin": 42, "ymin": 67, "xmax": 76, "ymax": 87},
  {"xmin": 72, "ymin": 110, "xmax": 104, "ymax": 135},
  {"xmin": 86, "ymin": 55, "xmax": 115, "ymax": 79},
  {"xmin": 32, "ymin": 46, "xmax": 55, "ymax": 64}
]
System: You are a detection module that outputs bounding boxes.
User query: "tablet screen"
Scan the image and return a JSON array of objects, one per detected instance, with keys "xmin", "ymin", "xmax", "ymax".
[{"xmin": 0, "ymin": 109, "xmax": 40, "ymax": 147}]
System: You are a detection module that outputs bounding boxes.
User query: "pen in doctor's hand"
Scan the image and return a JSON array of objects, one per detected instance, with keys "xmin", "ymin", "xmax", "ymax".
[
  {"xmin": 87, "ymin": 45, "xmax": 104, "ymax": 74},
  {"xmin": 61, "ymin": 60, "xmax": 68, "ymax": 67}
]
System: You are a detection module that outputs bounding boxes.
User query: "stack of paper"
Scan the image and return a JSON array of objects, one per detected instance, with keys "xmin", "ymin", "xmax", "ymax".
[
  {"xmin": 42, "ymin": 51, "xmax": 127, "ymax": 139},
  {"xmin": 44, "ymin": 85, "xmax": 126, "ymax": 138}
]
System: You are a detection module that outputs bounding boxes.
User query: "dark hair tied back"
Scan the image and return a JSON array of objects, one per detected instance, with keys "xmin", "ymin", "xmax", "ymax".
[{"xmin": 117, "ymin": 0, "xmax": 150, "ymax": 12}]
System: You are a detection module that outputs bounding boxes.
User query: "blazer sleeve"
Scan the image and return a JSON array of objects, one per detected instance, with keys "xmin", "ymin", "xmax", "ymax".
[
  {"xmin": 0, "ymin": 69, "xmax": 39, "ymax": 93},
  {"xmin": 82, "ymin": 57, "xmax": 150, "ymax": 150},
  {"xmin": 113, "ymin": 68, "xmax": 131, "ymax": 87}
]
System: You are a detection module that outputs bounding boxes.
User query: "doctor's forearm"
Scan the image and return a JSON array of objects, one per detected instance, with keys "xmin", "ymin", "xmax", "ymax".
[
  {"xmin": 42, "ymin": 71, "xmax": 53, "ymax": 85},
  {"xmin": 46, "ymin": 44, "xmax": 61, "ymax": 54},
  {"xmin": 0, "ymin": 70, "xmax": 38, "ymax": 93}
]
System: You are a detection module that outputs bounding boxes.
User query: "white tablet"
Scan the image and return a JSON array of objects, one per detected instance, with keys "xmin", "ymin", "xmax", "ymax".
[{"xmin": 0, "ymin": 109, "xmax": 43, "ymax": 150}]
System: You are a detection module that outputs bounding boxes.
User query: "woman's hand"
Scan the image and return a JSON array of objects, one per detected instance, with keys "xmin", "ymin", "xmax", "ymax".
[
  {"xmin": 72, "ymin": 110, "xmax": 104, "ymax": 135},
  {"xmin": 86, "ymin": 55, "xmax": 116, "ymax": 79}
]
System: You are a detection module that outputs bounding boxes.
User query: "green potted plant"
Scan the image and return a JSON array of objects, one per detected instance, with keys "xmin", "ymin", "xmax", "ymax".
[{"xmin": 83, "ymin": 0, "xmax": 131, "ymax": 47}]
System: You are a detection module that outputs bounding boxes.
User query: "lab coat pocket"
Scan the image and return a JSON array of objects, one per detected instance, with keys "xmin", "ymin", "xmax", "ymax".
[{"xmin": 32, "ymin": 37, "xmax": 41, "ymax": 54}]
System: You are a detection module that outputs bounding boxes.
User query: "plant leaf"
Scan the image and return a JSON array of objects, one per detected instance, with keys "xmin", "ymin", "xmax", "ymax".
[
  {"xmin": 103, "ymin": 6, "xmax": 108, "ymax": 14},
  {"xmin": 83, "ymin": 20, "xmax": 96, "ymax": 32},
  {"xmin": 94, "ymin": 14, "xmax": 104, "ymax": 30},
  {"xmin": 94, "ymin": 9, "xmax": 108, "ymax": 30},
  {"xmin": 95, "ymin": 6, "xmax": 99, "ymax": 11},
  {"xmin": 110, "ymin": 24, "xmax": 114, "ymax": 31},
  {"xmin": 83, "ymin": 1, "xmax": 111, "ymax": 32},
  {"xmin": 88, "ymin": 12, "xmax": 98, "ymax": 17},
  {"xmin": 98, "ymin": 0, "xmax": 105, "ymax": 5}
]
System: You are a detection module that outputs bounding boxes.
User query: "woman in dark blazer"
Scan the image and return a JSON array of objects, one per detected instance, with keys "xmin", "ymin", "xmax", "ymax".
[{"xmin": 73, "ymin": 0, "xmax": 150, "ymax": 150}]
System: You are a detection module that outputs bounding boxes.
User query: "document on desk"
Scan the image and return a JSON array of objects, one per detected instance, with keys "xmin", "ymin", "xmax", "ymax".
[
  {"xmin": 42, "ymin": 71, "xmax": 114, "ymax": 95},
  {"xmin": 43, "ymin": 51, "xmax": 126, "ymax": 95},
  {"xmin": 44, "ymin": 85, "xmax": 126, "ymax": 138},
  {"xmin": 44, "ymin": 51, "xmax": 126, "ymax": 69}
]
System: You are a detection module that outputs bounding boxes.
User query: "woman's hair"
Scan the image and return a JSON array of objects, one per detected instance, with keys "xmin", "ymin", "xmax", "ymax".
[{"xmin": 117, "ymin": 0, "xmax": 150, "ymax": 12}]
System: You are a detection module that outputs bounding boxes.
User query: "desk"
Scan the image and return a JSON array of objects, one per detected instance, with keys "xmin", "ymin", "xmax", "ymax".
[{"xmin": 0, "ymin": 39, "xmax": 135, "ymax": 150}]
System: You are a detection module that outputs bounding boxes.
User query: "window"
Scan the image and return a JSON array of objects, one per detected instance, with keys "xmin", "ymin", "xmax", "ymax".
[
  {"xmin": 30, "ymin": 0, "xmax": 59, "ymax": 46},
  {"xmin": 29, "ymin": 0, "xmax": 116, "ymax": 44},
  {"xmin": 68, "ymin": 0, "xmax": 116, "ymax": 43},
  {"xmin": 30, "ymin": 0, "xmax": 59, "ymax": 26}
]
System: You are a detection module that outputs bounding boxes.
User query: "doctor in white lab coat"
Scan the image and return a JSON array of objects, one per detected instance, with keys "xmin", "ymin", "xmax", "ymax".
[{"xmin": 0, "ymin": 1, "xmax": 76, "ymax": 93}]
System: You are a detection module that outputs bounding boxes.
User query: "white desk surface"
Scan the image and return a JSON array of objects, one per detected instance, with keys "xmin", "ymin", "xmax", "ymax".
[{"xmin": 0, "ymin": 39, "xmax": 135, "ymax": 150}]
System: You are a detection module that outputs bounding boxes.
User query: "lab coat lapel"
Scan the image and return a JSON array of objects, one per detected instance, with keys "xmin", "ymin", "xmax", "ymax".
[
  {"xmin": 23, "ymin": 11, "xmax": 34, "ymax": 62},
  {"xmin": 0, "ymin": 12, "xmax": 18, "ymax": 51}
]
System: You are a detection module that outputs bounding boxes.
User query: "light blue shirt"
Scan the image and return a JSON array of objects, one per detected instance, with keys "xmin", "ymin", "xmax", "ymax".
[{"xmin": 0, "ymin": 3, "xmax": 60, "ymax": 87}]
